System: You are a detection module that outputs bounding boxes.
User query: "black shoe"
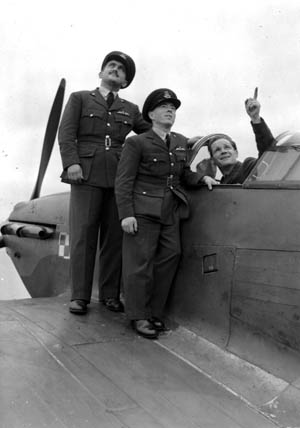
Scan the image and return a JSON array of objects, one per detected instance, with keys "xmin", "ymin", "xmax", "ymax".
[
  {"xmin": 149, "ymin": 317, "xmax": 167, "ymax": 332},
  {"xmin": 69, "ymin": 299, "xmax": 87, "ymax": 314},
  {"xmin": 102, "ymin": 298, "xmax": 124, "ymax": 312},
  {"xmin": 132, "ymin": 320, "xmax": 158, "ymax": 339}
]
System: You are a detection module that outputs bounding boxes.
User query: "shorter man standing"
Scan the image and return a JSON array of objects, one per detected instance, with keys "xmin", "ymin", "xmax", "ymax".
[{"xmin": 115, "ymin": 89, "xmax": 203, "ymax": 339}]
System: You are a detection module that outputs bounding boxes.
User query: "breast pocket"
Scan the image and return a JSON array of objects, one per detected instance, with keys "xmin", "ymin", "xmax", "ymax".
[
  {"xmin": 143, "ymin": 154, "xmax": 168, "ymax": 176},
  {"xmin": 114, "ymin": 114, "xmax": 133, "ymax": 139},
  {"xmin": 174, "ymin": 151, "xmax": 187, "ymax": 173},
  {"xmin": 80, "ymin": 109, "xmax": 106, "ymax": 135},
  {"xmin": 174, "ymin": 151, "xmax": 187, "ymax": 163}
]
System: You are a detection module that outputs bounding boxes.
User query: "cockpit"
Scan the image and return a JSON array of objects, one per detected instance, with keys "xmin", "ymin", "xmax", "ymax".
[
  {"xmin": 245, "ymin": 131, "xmax": 300, "ymax": 187},
  {"xmin": 189, "ymin": 131, "xmax": 300, "ymax": 188}
]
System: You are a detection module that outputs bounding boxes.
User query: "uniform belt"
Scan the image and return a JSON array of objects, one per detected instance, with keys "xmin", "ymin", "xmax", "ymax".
[
  {"xmin": 77, "ymin": 137, "xmax": 123, "ymax": 146},
  {"xmin": 138, "ymin": 174, "xmax": 180, "ymax": 188}
]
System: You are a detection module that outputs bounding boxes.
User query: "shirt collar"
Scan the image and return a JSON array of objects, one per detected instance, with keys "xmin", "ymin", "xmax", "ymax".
[
  {"xmin": 152, "ymin": 126, "xmax": 170, "ymax": 142},
  {"xmin": 98, "ymin": 86, "xmax": 118, "ymax": 99}
]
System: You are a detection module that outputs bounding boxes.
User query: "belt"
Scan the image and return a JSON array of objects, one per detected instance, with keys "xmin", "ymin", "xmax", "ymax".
[
  {"xmin": 138, "ymin": 174, "xmax": 180, "ymax": 189},
  {"xmin": 77, "ymin": 137, "xmax": 123, "ymax": 147}
]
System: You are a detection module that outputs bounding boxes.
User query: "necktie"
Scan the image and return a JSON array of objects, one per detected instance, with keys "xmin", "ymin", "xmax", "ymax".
[
  {"xmin": 107, "ymin": 92, "xmax": 114, "ymax": 108},
  {"xmin": 165, "ymin": 134, "xmax": 171, "ymax": 149}
]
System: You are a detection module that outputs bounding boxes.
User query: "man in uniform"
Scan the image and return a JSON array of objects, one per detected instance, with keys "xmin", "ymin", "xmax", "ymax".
[
  {"xmin": 115, "ymin": 88, "xmax": 203, "ymax": 339},
  {"xmin": 58, "ymin": 51, "xmax": 150, "ymax": 314},
  {"xmin": 200, "ymin": 91, "xmax": 275, "ymax": 187}
]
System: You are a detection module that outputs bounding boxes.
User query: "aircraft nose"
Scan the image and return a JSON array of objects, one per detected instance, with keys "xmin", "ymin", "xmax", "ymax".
[{"xmin": 0, "ymin": 235, "xmax": 5, "ymax": 248}]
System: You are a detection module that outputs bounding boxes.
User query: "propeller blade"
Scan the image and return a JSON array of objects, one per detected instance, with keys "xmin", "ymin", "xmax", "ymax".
[{"xmin": 30, "ymin": 78, "xmax": 66, "ymax": 200}]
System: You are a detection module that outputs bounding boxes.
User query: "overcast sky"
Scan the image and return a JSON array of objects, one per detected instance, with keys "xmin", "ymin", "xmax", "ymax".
[{"xmin": 1, "ymin": 0, "xmax": 300, "ymax": 216}]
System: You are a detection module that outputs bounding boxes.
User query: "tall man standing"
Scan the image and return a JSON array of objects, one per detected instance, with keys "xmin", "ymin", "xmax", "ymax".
[
  {"xmin": 58, "ymin": 51, "xmax": 150, "ymax": 314},
  {"xmin": 115, "ymin": 88, "xmax": 203, "ymax": 339}
]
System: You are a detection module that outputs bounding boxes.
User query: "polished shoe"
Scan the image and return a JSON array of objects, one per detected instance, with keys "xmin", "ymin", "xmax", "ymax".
[
  {"xmin": 69, "ymin": 299, "xmax": 87, "ymax": 314},
  {"xmin": 149, "ymin": 317, "xmax": 167, "ymax": 332},
  {"xmin": 132, "ymin": 319, "xmax": 158, "ymax": 339},
  {"xmin": 102, "ymin": 298, "xmax": 124, "ymax": 312}
]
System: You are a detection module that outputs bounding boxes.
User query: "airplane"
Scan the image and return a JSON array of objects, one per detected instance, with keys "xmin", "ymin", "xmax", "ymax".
[{"xmin": 1, "ymin": 80, "xmax": 300, "ymax": 427}]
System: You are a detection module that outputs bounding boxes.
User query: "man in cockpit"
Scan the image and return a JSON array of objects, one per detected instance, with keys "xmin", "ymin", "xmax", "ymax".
[{"xmin": 200, "ymin": 94, "xmax": 275, "ymax": 188}]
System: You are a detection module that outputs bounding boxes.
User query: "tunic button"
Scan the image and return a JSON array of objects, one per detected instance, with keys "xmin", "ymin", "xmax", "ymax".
[
  {"xmin": 105, "ymin": 147, "xmax": 110, "ymax": 151},
  {"xmin": 108, "ymin": 112, "xmax": 112, "ymax": 115},
  {"xmin": 153, "ymin": 158, "xmax": 157, "ymax": 162},
  {"xmin": 89, "ymin": 113, "xmax": 94, "ymax": 117},
  {"xmin": 107, "ymin": 123, "xmax": 111, "ymax": 127},
  {"xmin": 169, "ymin": 152, "xmax": 172, "ymax": 156},
  {"xmin": 142, "ymin": 191, "xmax": 146, "ymax": 194},
  {"xmin": 124, "ymin": 120, "xmax": 128, "ymax": 124},
  {"xmin": 171, "ymin": 163, "xmax": 174, "ymax": 166}
]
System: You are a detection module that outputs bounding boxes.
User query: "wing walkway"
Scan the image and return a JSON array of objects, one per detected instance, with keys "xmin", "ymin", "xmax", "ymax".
[{"xmin": 0, "ymin": 295, "xmax": 297, "ymax": 428}]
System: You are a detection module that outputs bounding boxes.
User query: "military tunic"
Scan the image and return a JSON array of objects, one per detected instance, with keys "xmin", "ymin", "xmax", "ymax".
[
  {"xmin": 58, "ymin": 88, "xmax": 150, "ymax": 303},
  {"xmin": 115, "ymin": 129, "xmax": 202, "ymax": 320}
]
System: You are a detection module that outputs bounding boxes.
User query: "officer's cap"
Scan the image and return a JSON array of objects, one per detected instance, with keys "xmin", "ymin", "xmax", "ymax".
[
  {"xmin": 142, "ymin": 88, "xmax": 181, "ymax": 122},
  {"xmin": 101, "ymin": 51, "xmax": 136, "ymax": 88}
]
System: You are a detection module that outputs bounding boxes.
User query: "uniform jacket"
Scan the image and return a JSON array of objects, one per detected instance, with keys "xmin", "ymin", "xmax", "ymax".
[
  {"xmin": 115, "ymin": 129, "xmax": 203, "ymax": 221},
  {"xmin": 221, "ymin": 117, "xmax": 276, "ymax": 184},
  {"xmin": 58, "ymin": 88, "xmax": 150, "ymax": 187}
]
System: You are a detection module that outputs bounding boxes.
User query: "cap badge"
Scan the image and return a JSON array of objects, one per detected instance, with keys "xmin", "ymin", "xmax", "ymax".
[{"xmin": 164, "ymin": 91, "xmax": 172, "ymax": 99}]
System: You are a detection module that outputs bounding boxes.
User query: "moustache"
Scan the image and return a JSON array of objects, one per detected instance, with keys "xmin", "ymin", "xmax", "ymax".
[{"xmin": 109, "ymin": 70, "xmax": 119, "ymax": 77}]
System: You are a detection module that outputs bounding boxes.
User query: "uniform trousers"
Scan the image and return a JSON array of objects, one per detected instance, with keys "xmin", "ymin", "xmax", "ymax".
[
  {"xmin": 122, "ymin": 215, "xmax": 181, "ymax": 320},
  {"xmin": 69, "ymin": 184, "xmax": 122, "ymax": 302}
]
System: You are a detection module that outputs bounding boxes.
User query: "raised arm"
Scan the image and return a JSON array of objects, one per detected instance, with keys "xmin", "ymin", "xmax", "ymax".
[{"xmin": 245, "ymin": 88, "xmax": 276, "ymax": 156}]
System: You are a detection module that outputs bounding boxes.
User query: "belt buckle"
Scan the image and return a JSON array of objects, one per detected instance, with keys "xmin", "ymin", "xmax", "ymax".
[{"xmin": 105, "ymin": 135, "xmax": 111, "ymax": 148}]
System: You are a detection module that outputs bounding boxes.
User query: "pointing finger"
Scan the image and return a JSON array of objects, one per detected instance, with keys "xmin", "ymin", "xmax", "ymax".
[{"xmin": 253, "ymin": 87, "xmax": 258, "ymax": 100}]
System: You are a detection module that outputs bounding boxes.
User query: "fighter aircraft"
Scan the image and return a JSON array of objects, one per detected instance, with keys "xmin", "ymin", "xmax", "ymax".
[{"xmin": 1, "ymin": 80, "xmax": 300, "ymax": 427}]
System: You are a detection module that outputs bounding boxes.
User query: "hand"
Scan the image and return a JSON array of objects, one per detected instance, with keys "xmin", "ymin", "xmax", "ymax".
[
  {"xmin": 67, "ymin": 164, "xmax": 84, "ymax": 182},
  {"xmin": 121, "ymin": 217, "xmax": 138, "ymax": 234},
  {"xmin": 202, "ymin": 175, "xmax": 220, "ymax": 190},
  {"xmin": 196, "ymin": 158, "xmax": 217, "ymax": 178},
  {"xmin": 245, "ymin": 87, "xmax": 261, "ymax": 123}
]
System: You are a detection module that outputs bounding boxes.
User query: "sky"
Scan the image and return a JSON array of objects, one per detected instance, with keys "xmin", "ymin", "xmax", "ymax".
[{"xmin": 1, "ymin": 0, "xmax": 300, "ymax": 297}]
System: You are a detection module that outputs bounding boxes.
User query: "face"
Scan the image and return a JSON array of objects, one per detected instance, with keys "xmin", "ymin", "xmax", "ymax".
[
  {"xmin": 99, "ymin": 60, "xmax": 127, "ymax": 89},
  {"xmin": 148, "ymin": 102, "xmax": 176, "ymax": 127},
  {"xmin": 210, "ymin": 138, "xmax": 238, "ymax": 169}
]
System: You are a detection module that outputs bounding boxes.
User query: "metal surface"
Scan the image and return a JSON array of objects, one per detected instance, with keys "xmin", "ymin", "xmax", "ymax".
[
  {"xmin": 167, "ymin": 185, "xmax": 300, "ymax": 379},
  {"xmin": 0, "ymin": 295, "xmax": 285, "ymax": 428}
]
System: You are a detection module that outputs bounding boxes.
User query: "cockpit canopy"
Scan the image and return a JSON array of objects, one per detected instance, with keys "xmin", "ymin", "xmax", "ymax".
[{"xmin": 246, "ymin": 131, "xmax": 300, "ymax": 187}]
